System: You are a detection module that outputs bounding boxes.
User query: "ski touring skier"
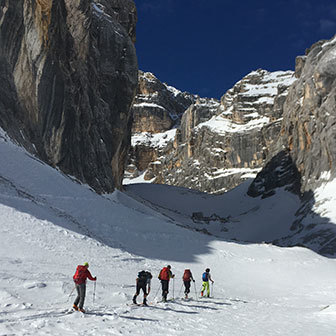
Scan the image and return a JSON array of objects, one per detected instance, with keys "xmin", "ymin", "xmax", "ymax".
[
  {"xmin": 133, "ymin": 270, "xmax": 152, "ymax": 306},
  {"xmin": 158, "ymin": 265, "xmax": 175, "ymax": 302},
  {"xmin": 72, "ymin": 262, "xmax": 97, "ymax": 313},
  {"xmin": 201, "ymin": 268, "xmax": 214, "ymax": 298},
  {"xmin": 182, "ymin": 269, "xmax": 195, "ymax": 299}
]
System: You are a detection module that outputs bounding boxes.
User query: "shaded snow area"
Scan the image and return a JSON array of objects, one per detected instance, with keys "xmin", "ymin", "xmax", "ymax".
[{"xmin": 1, "ymin": 132, "xmax": 336, "ymax": 335}]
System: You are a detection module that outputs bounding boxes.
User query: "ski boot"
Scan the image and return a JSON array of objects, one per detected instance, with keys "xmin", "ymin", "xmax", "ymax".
[
  {"xmin": 143, "ymin": 298, "xmax": 148, "ymax": 306},
  {"xmin": 132, "ymin": 295, "xmax": 137, "ymax": 304}
]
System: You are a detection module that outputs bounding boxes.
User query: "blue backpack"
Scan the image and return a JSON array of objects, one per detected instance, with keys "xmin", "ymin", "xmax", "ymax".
[{"xmin": 202, "ymin": 272, "xmax": 209, "ymax": 281}]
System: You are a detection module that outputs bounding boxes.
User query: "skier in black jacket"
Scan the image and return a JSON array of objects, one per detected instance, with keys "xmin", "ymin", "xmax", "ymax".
[{"xmin": 133, "ymin": 271, "xmax": 152, "ymax": 305}]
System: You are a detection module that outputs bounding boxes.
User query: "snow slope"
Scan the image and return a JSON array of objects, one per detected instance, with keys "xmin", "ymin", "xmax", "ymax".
[{"xmin": 1, "ymin": 130, "xmax": 336, "ymax": 335}]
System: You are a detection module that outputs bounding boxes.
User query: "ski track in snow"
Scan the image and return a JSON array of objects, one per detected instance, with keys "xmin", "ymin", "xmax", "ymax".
[{"xmin": 1, "ymin": 132, "xmax": 336, "ymax": 335}]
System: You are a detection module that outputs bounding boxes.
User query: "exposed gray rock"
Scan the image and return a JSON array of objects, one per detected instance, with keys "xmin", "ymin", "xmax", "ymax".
[
  {"xmin": 280, "ymin": 35, "xmax": 336, "ymax": 193},
  {"xmin": 132, "ymin": 71, "xmax": 197, "ymax": 133},
  {"xmin": 126, "ymin": 69, "xmax": 296, "ymax": 193},
  {"xmin": 0, "ymin": 0, "xmax": 138, "ymax": 192}
]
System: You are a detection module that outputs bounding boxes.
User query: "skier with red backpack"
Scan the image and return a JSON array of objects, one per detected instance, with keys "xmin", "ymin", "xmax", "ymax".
[
  {"xmin": 72, "ymin": 262, "xmax": 97, "ymax": 313},
  {"xmin": 182, "ymin": 269, "xmax": 195, "ymax": 299},
  {"xmin": 158, "ymin": 265, "xmax": 175, "ymax": 302}
]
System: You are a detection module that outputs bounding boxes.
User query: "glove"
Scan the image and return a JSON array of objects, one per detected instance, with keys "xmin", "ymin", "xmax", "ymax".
[
  {"xmin": 193, "ymin": 280, "xmax": 195, "ymax": 283},
  {"xmin": 94, "ymin": 277, "xmax": 97, "ymax": 281}
]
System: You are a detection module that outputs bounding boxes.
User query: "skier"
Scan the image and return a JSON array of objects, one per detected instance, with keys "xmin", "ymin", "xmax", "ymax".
[
  {"xmin": 133, "ymin": 270, "xmax": 152, "ymax": 306},
  {"xmin": 158, "ymin": 265, "xmax": 175, "ymax": 302},
  {"xmin": 72, "ymin": 262, "xmax": 97, "ymax": 313},
  {"xmin": 182, "ymin": 269, "xmax": 195, "ymax": 299},
  {"xmin": 201, "ymin": 268, "xmax": 214, "ymax": 298}
]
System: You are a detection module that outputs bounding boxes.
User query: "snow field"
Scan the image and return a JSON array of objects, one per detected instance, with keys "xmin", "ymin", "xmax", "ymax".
[{"xmin": 1, "ymin": 133, "xmax": 336, "ymax": 335}]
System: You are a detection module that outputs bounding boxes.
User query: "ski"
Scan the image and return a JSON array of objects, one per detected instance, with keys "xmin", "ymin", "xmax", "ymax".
[
  {"xmin": 127, "ymin": 303, "xmax": 151, "ymax": 307},
  {"xmin": 320, "ymin": 305, "xmax": 330, "ymax": 311}
]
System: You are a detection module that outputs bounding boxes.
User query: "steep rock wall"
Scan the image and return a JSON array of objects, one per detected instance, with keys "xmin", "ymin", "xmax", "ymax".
[{"xmin": 0, "ymin": 0, "xmax": 138, "ymax": 192}]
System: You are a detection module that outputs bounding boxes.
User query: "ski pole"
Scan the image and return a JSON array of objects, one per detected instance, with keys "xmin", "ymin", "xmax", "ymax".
[
  {"xmin": 93, "ymin": 281, "xmax": 96, "ymax": 305},
  {"xmin": 67, "ymin": 286, "xmax": 75, "ymax": 302},
  {"xmin": 173, "ymin": 278, "xmax": 175, "ymax": 300},
  {"xmin": 211, "ymin": 282, "xmax": 214, "ymax": 298},
  {"xmin": 178, "ymin": 282, "xmax": 183, "ymax": 297},
  {"xmin": 154, "ymin": 285, "xmax": 161, "ymax": 300},
  {"xmin": 193, "ymin": 282, "xmax": 197, "ymax": 300}
]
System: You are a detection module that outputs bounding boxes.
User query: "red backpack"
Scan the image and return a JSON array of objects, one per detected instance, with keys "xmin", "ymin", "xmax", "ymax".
[
  {"xmin": 159, "ymin": 267, "xmax": 170, "ymax": 281},
  {"xmin": 73, "ymin": 265, "xmax": 87, "ymax": 284},
  {"xmin": 183, "ymin": 269, "xmax": 191, "ymax": 281}
]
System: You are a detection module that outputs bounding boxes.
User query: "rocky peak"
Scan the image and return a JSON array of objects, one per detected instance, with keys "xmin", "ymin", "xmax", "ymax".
[
  {"xmin": 221, "ymin": 69, "xmax": 296, "ymax": 123},
  {"xmin": 125, "ymin": 69, "xmax": 296, "ymax": 193},
  {"xmin": 131, "ymin": 71, "xmax": 197, "ymax": 133}
]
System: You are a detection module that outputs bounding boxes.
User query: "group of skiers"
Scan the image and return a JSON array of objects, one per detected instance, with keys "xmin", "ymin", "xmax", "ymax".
[{"xmin": 72, "ymin": 263, "xmax": 214, "ymax": 311}]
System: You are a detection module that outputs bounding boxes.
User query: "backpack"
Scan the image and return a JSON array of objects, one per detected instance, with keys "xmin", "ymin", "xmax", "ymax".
[
  {"xmin": 138, "ymin": 271, "xmax": 152, "ymax": 283},
  {"xmin": 159, "ymin": 267, "xmax": 169, "ymax": 281},
  {"xmin": 138, "ymin": 271, "xmax": 147, "ymax": 280},
  {"xmin": 73, "ymin": 265, "xmax": 87, "ymax": 284},
  {"xmin": 202, "ymin": 272, "xmax": 209, "ymax": 282},
  {"xmin": 183, "ymin": 269, "xmax": 192, "ymax": 281}
]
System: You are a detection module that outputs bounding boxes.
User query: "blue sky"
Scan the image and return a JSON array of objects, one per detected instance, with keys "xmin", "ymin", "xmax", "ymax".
[{"xmin": 133, "ymin": 0, "xmax": 336, "ymax": 99}]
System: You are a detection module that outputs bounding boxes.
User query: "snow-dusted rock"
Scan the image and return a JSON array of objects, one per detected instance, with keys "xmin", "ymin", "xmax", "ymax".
[{"xmin": 126, "ymin": 69, "xmax": 296, "ymax": 193}]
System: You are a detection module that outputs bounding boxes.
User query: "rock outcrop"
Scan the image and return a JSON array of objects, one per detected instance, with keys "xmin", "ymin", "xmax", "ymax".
[
  {"xmin": 0, "ymin": 0, "xmax": 138, "ymax": 192},
  {"xmin": 125, "ymin": 69, "xmax": 296, "ymax": 193},
  {"xmin": 124, "ymin": 71, "xmax": 198, "ymax": 182},
  {"xmin": 247, "ymin": 35, "xmax": 336, "ymax": 255},
  {"xmin": 280, "ymin": 36, "xmax": 336, "ymax": 193}
]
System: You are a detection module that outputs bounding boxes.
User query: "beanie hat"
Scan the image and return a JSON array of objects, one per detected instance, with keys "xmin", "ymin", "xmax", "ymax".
[{"xmin": 84, "ymin": 262, "xmax": 89, "ymax": 267}]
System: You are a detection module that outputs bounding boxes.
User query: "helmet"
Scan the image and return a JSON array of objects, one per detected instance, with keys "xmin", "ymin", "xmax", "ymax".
[
  {"xmin": 205, "ymin": 268, "xmax": 210, "ymax": 272},
  {"xmin": 84, "ymin": 262, "xmax": 89, "ymax": 267},
  {"xmin": 167, "ymin": 265, "xmax": 171, "ymax": 269}
]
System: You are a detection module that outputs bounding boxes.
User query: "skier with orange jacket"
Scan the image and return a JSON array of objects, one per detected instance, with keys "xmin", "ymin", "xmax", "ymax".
[
  {"xmin": 182, "ymin": 269, "xmax": 195, "ymax": 299},
  {"xmin": 158, "ymin": 265, "xmax": 175, "ymax": 302},
  {"xmin": 72, "ymin": 262, "xmax": 96, "ymax": 313}
]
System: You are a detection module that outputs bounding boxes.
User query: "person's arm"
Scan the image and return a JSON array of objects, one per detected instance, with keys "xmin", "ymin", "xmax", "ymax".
[
  {"xmin": 169, "ymin": 270, "xmax": 175, "ymax": 278},
  {"xmin": 209, "ymin": 274, "xmax": 214, "ymax": 283},
  {"xmin": 87, "ymin": 270, "xmax": 97, "ymax": 281}
]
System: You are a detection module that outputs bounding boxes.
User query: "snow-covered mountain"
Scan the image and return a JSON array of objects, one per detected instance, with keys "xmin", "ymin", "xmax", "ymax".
[
  {"xmin": 125, "ymin": 69, "xmax": 296, "ymax": 193},
  {"xmin": 2, "ymin": 127, "xmax": 336, "ymax": 335}
]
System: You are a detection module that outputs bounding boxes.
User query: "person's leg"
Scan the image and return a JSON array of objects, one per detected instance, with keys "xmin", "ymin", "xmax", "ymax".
[
  {"xmin": 201, "ymin": 281, "xmax": 206, "ymax": 296},
  {"xmin": 133, "ymin": 283, "xmax": 141, "ymax": 303},
  {"xmin": 141, "ymin": 283, "xmax": 148, "ymax": 304},
  {"xmin": 186, "ymin": 281, "xmax": 191, "ymax": 294},
  {"xmin": 78, "ymin": 283, "xmax": 86, "ymax": 309},
  {"xmin": 73, "ymin": 284, "xmax": 80, "ymax": 308},
  {"xmin": 206, "ymin": 282, "xmax": 210, "ymax": 297},
  {"xmin": 162, "ymin": 280, "xmax": 169, "ymax": 301},
  {"xmin": 183, "ymin": 281, "xmax": 188, "ymax": 294}
]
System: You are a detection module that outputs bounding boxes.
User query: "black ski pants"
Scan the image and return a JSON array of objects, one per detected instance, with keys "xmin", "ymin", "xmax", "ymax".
[
  {"xmin": 184, "ymin": 280, "xmax": 191, "ymax": 294},
  {"xmin": 161, "ymin": 280, "xmax": 169, "ymax": 299},
  {"xmin": 74, "ymin": 283, "xmax": 86, "ymax": 309},
  {"xmin": 135, "ymin": 282, "xmax": 148, "ymax": 296}
]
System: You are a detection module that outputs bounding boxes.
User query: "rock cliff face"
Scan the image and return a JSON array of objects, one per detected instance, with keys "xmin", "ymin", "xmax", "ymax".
[
  {"xmin": 247, "ymin": 35, "xmax": 336, "ymax": 254},
  {"xmin": 0, "ymin": 0, "xmax": 138, "ymax": 192},
  {"xmin": 125, "ymin": 69, "xmax": 296, "ymax": 193},
  {"xmin": 249, "ymin": 36, "xmax": 336, "ymax": 197},
  {"xmin": 124, "ymin": 71, "xmax": 198, "ymax": 182},
  {"xmin": 281, "ymin": 37, "xmax": 336, "ymax": 193}
]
